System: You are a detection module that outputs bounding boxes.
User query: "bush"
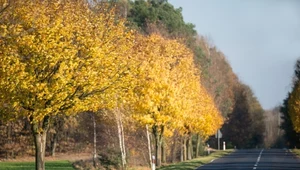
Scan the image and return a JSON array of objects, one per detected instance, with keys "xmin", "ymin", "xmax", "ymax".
[{"xmin": 98, "ymin": 148, "xmax": 122, "ymax": 169}]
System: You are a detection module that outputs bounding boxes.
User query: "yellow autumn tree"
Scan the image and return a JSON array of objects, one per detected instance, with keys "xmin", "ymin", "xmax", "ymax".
[
  {"xmin": 171, "ymin": 44, "xmax": 223, "ymax": 160},
  {"xmin": 131, "ymin": 34, "xmax": 223, "ymax": 166},
  {"xmin": 173, "ymin": 51, "xmax": 222, "ymax": 139},
  {"xmin": 0, "ymin": 1, "xmax": 135, "ymax": 169},
  {"xmin": 131, "ymin": 34, "xmax": 188, "ymax": 166},
  {"xmin": 288, "ymin": 82, "xmax": 300, "ymax": 132}
]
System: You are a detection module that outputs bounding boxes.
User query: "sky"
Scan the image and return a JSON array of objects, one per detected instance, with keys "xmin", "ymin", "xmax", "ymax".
[{"xmin": 168, "ymin": 0, "xmax": 300, "ymax": 110}]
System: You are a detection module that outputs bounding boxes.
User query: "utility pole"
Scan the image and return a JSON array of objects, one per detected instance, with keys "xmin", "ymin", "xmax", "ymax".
[
  {"xmin": 278, "ymin": 111, "xmax": 280, "ymax": 136},
  {"xmin": 215, "ymin": 130, "xmax": 222, "ymax": 150}
]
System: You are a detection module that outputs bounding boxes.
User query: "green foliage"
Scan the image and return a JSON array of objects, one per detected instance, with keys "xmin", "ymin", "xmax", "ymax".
[
  {"xmin": 98, "ymin": 148, "xmax": 122, "ymax": 169},
  {"xmin": 223, "ymin": 84, "xmax": 265, "ymax": 149},
  {"xmin": 192, "ymin": 135, "xmax": 206, "ymax": 156},
  {"xmin": 128, "ymin": 0, "xmax": 196, "ymax": 37},
  {"xmin": 281, "ymin": 94, "xmax": 300, "ymax": 148},
  {"xmin": 291, "ymin": 149, "xmax": 300, "ymax": 156},
  {"xmin": 226, "ymin": 142, "xmax": 235, "ymax": 149},
  {"xmin": 281, "ymin": 59, "xmax": 300, "ymax": 148}
]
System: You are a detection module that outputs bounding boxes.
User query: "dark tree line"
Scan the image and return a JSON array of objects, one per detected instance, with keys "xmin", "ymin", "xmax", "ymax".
[
  {"xmin": 280, "ymin": 59, "xmax": 300, "ymax": 148},
  {"xmin": 221, "ymin": 84, "xmax": 265, "ymax": 149}
]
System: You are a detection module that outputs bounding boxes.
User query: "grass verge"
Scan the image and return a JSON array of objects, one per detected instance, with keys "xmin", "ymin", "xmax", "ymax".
[
  {"xmin": 291, "ymin": 149, "xmax": 300, "ymax": 156},
  {"xmin": 0, "ymin": 160, "xmax": 74, "ymax": 170},
  {"xmin": 158, "ymin": 149, "xmax": 235, "ymax": 170}
]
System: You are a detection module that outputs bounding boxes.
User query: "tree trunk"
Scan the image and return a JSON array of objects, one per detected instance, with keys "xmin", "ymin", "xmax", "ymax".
[
  {"xmin": 196, "ymin": 134, "xmax": 201, "ymax": 158},
  {"xmin": 171, "ymin": 135, "xmax": 177, "ymax": 163},
  {"xmin": 50, "ymin": 116, "xmax": 63, "ymax": 157},
  {"xmin": 31, "ymin": 115, "xmax": 50, "ymax": 170},
  {"xmin": 187, "ymin": 135, "xmax": 192, "ymax": 160},
  {"xmin": 191, "ymin": 136, "xmax": 194, "ymax": 159},
  {"xmin": 183, "ymin": 137, "xmax": 187, "ymax": 161},
  {"xmin": 115, "ymin": 108, "xmax": 126, "ymax": 169},
  {"xmin": 180, "ymin": 138, "xmax": 183, "ymax": 162},
  {"xmin": 6, "ymin": 122, "xmax": 12, "ymax": 159},
  {"xmin": 50, "ymin": 133, "xmax": 57, "ymax": 157},
  {"xmin": 153, "ymin": 125, "xmax": 164, "ymax": 167},
  {"xmin": 155, "ymin": 134, "xmax": 162, "ymax": 167},
  {"xmin": 146, "ymin": 125, "xmax": 153, "ymax": 169},
  {"xmin": 33, "ymin": 132, "xmax": 47, "ymax": 170},
  {"xmin": 91, "ymin": 113, "xmax": 97, "ymax": 168},
  {"xmin": 161, "ymin": 138, "xmax": 166, "ymax": 163},
  {"xmin": 120, "ymin": 113, "xmax": 126, "ymax": 169}
]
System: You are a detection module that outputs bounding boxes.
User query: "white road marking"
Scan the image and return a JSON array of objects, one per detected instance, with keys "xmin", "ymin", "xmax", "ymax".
[
  {"xmin": 253, "ymin": 149, "xmax": 264, "ymax": 170},
  {"xmin": 210, "ymin": 159, "xmax": 215, "ymax": 163}
]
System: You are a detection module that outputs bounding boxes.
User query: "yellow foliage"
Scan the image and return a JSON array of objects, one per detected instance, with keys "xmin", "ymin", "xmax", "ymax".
[
  {"xmin": 0, "ymin": 0, "xmax": 135, "ymax": 124},
  {"xmin": 131, "ymin": 34, "xmax": 223, "ymax": 138},
  {"xmin": 288, "ymin": 82, "xmax": 300, "ymax": 132},
  {"xmin": 0, "ymin": 0, "xmax": 223, "ymax": 139}
]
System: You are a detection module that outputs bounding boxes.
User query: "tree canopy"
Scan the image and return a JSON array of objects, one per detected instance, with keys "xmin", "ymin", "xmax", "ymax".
[
  {"xmin": 0, "ymin": 1, "xmax": 136, "ymax": 169},
  {"xmin": 0, "ymin": 0, "xmax": 267, "ymax": 169}
]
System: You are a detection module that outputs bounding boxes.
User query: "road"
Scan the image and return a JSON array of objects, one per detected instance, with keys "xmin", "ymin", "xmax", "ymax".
[{"xmin": 196, "ymin": 149, "xmax": 300, "ymax": 170}]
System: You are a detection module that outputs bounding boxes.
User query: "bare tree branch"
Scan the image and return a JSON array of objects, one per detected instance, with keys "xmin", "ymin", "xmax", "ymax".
[{"xmin": 0, "ymin": 0, "xmax": 10, "ymax": 15}]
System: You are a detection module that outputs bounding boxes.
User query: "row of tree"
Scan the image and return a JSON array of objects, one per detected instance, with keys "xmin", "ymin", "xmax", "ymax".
[
  {"xmin": 0, "ymin": 0, "xmax": 224, "ymax": 169},
  {"xmin": 124, "ymin": 0, "xmax": 266, "ymax": 149},
  {"xmin": 0, "ymin": 0, "xmax": 267, "ymax": 169}
]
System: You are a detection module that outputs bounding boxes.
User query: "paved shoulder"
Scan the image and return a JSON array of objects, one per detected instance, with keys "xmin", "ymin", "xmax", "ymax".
[{"xmin": 196, "ymin": 149, "xmax": 300, "ymax": 170}]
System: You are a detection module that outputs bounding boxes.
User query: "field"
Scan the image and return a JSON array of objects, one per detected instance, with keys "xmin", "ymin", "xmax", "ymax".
[{"xmin": 0, "ymin": 160, "xmax": 74, "ymax": 170}]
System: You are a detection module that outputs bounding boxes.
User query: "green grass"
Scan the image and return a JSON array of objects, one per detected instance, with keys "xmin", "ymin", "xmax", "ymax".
[
  {"xmin": 0, "ymin": 160, "xmax": 74, "ymax": 170},
  {"xmin": 158, "ymin": 149, "xmax": 235, "ymax": 170},
  {"xmin": 291, "ymin": 149, "xmax": 300, "ymax": 156}
]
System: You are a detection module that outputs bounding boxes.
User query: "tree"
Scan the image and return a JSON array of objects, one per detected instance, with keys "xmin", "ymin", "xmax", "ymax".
[
  {"xmin": 127, "ymin": 0, "xmax": 237, "ymax": 119},
  {"xmin": 223, "ymin": 83, "xmax": 265, "ymax": 149},
  {"xmin": 112, "ymin": 107, "xmax": 127, "ymax": 169},
  {"xmin": 264, "ymin": 106, "xmax": 283, "ymax": 148},
  {"xmin": 223, "ymin": 85, "xmax": 252, "ymax": 148},
  {"xmin": 195, "ymin": 36, "xmax": 237, "ymax": 118},
  {"xmin": 132, "ymin": 34, "xmax": 189, "ymax": 166},
  {"xmin": 281, "ymin": 59, "xmax": 300, "ymax": 148},
  {"xmin": 281, "ymin": 93, "xmax": 300, "ymax": 148},
  {"xmin": 0, "ymin": 1, "xmax": 135, "ymax": 169},
  {"xmin": 128, "ymin": 0, "xmax": 196, "ymax": 38},
  {"xmin": 287, "ymin": 59, "xmax": 300, "ymax": 136},
  {"xmin": 131, "ymin": 34, "xmax": 223, "ymax": 166}
]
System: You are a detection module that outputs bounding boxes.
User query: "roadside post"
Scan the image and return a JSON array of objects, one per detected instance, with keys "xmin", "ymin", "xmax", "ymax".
[
  {"xmin": 207, "ymin": 144, "xmax": 210, "ymax": 155},
  {"xmin": 152, "ymin": 155, "xmax": 155, "ymax": 170},
  {"xmin": 223, "ymin": 141, "xmax": 226, "ymax": 150}
]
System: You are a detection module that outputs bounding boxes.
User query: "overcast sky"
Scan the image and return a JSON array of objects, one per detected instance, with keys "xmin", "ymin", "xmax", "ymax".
[{"xmin": 168, "ymin": 0, "xmax": 300, "ymax": 110}]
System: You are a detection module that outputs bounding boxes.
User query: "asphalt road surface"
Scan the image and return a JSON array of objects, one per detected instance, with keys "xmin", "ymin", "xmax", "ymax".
[{"xmin": 196, "ymin": 149, "xmax": 300, "ymax": 170}]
